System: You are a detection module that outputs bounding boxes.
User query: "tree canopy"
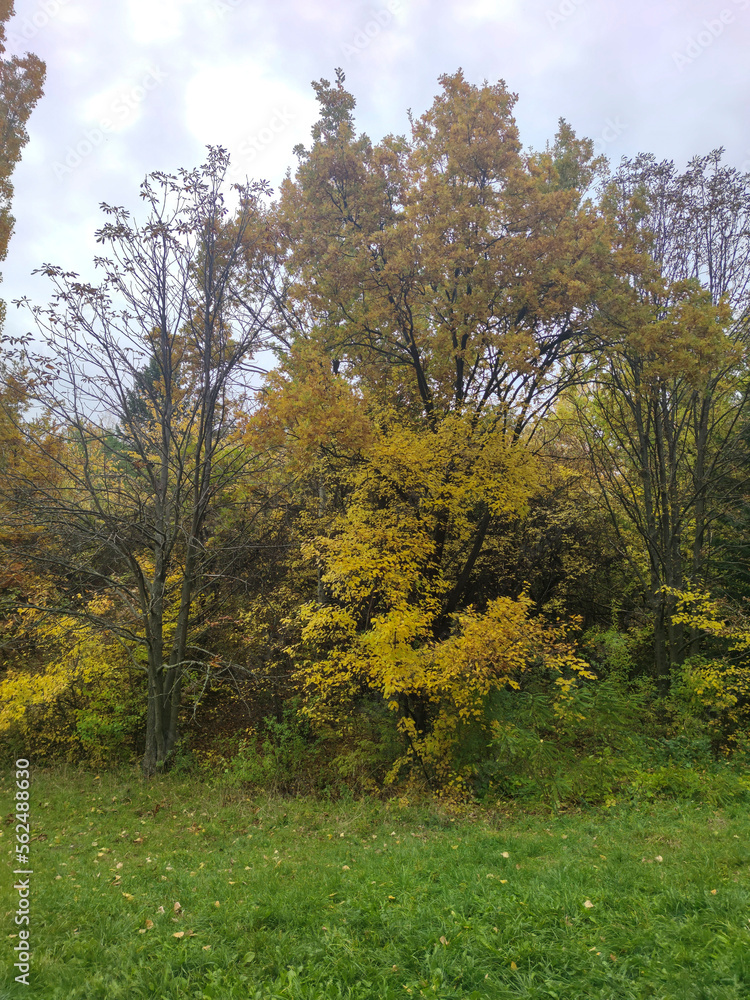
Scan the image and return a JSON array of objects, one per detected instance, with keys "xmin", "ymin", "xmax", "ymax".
[{"xmin": 2, "ymin": 70, "xmax": 750, "ymax": 791}]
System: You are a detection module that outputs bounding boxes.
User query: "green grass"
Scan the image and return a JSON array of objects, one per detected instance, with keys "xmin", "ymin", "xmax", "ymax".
[{"xmin": 3, "ymin": 769, "xmax": 750, "ymax": 998}]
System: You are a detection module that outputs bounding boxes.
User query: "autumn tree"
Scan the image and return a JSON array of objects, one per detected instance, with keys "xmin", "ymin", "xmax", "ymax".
[
  {"xmin": 261, "ymin": 70, "xmax": 609, "ymax": 776},
  {"xmin": 1, "ymin": 149, "xmax": 278, "ymax": 774},
  {"xmin": 274, "ymin": 68, "xmax": 612, "ymax": 594},
  {"xmin": 574, "ymin": 152, "xmax": 750, "ymax": 679}
]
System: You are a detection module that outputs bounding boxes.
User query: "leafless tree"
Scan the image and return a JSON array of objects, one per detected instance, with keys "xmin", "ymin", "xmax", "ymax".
[{"xmin": 3, "ymin": 147, "xmax": 279, "ymax": 774}]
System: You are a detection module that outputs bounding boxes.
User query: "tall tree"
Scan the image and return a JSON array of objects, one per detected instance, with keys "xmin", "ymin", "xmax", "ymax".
[
  {"xmin": 263, "ymin": 71, "xmax": 609, "ymax": 767},
  {"xmin": 575, "ymin": 152, "xmax": 750, "ymax": 679},
  {"xmin": 275, "ymin": 70, "xmax": 610, "ymax": 616},
  {"xmin": 2, "ymin": 149, "xmax": 277, "ymax": 774}
]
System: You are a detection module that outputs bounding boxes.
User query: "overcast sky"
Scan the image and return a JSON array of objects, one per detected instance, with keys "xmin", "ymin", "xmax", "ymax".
[{"xmin": 3, "ymin": 0, "xmax": 749, "ymax": 340}]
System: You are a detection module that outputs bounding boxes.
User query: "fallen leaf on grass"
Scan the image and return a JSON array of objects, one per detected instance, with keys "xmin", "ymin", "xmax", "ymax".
[
  {"xmin": 584, "ymin": 900, "xmax": 594, "ymax": 908},
  {"xmin": 510, "ymin": 961, "xmax": 518, "ymax": 971},
  {"xmin": 173, "ymin": 902, "xmax": 181, "ymax": 913},
  {"xmin": 439, "ymin": 936, "xmax": 449, "ymax": 946},
  {"xmin": 173, "ymin": 931, "xmax": 184, "ymax": 939},
  {"xmin": 122, "ymin": 892, "xmax": 135, "ymax": 902}
]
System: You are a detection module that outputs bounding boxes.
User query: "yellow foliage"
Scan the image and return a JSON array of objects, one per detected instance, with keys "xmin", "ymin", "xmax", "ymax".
[
  {"xmin": 0, "ymin": 597, "xmax": 139, "ymax": 763},
  {"xmin": 666, "ymin": 586, "xmax": 750, "ymax": 732},
  {"xmin": 294, "ymin": 589, "xmax": 593, "ymax": 786}
]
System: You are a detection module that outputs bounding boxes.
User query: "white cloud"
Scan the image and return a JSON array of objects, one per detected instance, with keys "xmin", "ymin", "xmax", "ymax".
[
  {"xmin": 82, "ymin": 66, "xmax": 169, "ymax": 133},
  {"xmin": 126, "ymin": 0, "xmax": 185, "ymax": 45},
  {"xmin": 184, "ymin": 63, "xmax": 318, "ymax": 187}
]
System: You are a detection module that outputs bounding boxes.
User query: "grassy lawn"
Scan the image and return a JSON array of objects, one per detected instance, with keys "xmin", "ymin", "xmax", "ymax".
[{"xmin": 3, "ymin": 769, "xmax": 750, "ymax": 999}]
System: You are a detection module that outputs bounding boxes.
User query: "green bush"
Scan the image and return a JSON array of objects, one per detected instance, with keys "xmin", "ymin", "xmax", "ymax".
[
  {"xmin": 475, "ymin": 678, "xmax": 656, "ymax": 807},
  {"xmin": 221, "ymin": 705, "xmax": 322, "ymax": 794},
  {"xmin": 73, "ymin": 678, "xmax": 145, "ymax": 766},
  {"xmin": 628, "ymin": 762, "xmax": 750, "ymax": 806},
  {"xmin": 325, "ymin": 699, "xmax": 402, "ymax": 793},
  {"xmin": 215, "ymin": 697, "xmax": 402, "ymax": 797}
]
